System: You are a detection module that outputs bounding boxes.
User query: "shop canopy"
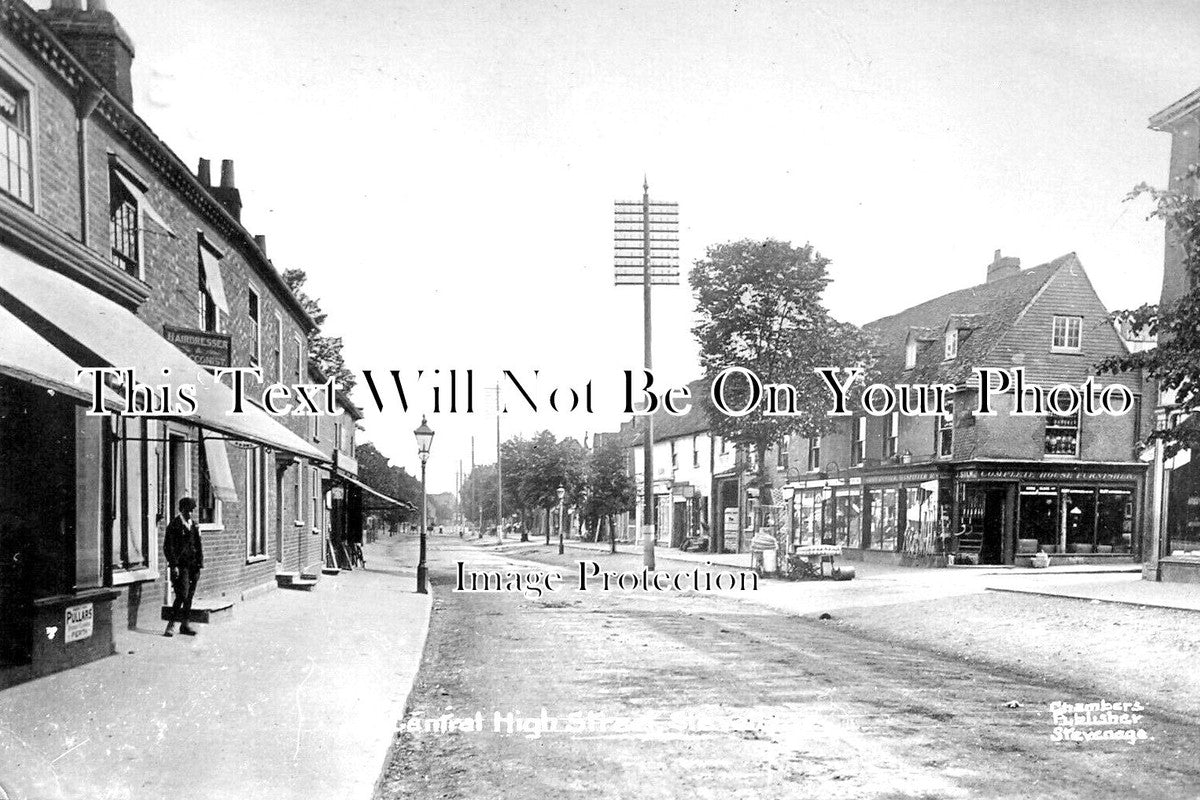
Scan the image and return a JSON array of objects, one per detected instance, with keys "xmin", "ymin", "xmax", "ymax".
[
  {"xmin": 339, "ymin": 471, "xmax": 414, "ymax": 511},
  {"xmin": 0, "ymin": 247, "xmax": 326, "ymax": 463}
]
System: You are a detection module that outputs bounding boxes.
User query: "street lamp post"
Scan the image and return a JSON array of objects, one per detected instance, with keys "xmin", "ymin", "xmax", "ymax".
[
  {"xmin": 413, "ymin": 415, "xmax": 435, "ymax": 594},
  {"xmin": 557, "ymin": 484, "xmax": 566, "ymax": 555}
]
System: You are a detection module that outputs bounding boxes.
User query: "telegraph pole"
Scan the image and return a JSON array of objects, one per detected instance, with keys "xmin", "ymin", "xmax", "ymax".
[
  {"xmin": 614, "ymin": 178, "xmax": 679, "ymax": 571},
  {"xmin": 495, "ymin": 384, "xmax": 503, "ymax": 540}
]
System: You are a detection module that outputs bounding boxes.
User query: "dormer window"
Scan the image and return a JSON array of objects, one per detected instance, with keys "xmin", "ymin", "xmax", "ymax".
[
  {"xmin": 944, "ymin": 329, "xmax": 958, "ymax": 360},
  {"xmin": 905, "ymin": 339, "xmax": 917, "ymax": 370}
]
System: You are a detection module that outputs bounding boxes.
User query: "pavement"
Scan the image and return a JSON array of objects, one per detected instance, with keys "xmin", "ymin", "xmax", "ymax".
[
  {"xmin": 0, "ymin": 536, "xmax": 432, "ymax": 800},
  {"xmin": 488, "ymin": 537, "xmax": 1159, "ymax": 617}
]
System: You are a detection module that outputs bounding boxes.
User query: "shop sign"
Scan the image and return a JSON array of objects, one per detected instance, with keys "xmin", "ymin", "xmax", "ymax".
[
  {"xmin": 64, "ymin": 603, "xmax": 94, "ymax": 643},
  {"xmin": 163, "ymin": 325, "xmax": 232, "ymax": 369}
]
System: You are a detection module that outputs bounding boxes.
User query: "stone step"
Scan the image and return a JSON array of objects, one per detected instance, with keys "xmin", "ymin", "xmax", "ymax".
[
  {"xmin": 282, "ymin": 577, "xmax": 318, "ymax": 591},
  {"xmin": 321, "ymin": 567, "xmax": 341, "ymax": 576},
  {"xmin": 276, "ymin": 572, "xmax": 318, "ymax": 591},
  {"xmin": 160, "ymin": 599, "xmax": 234, "ymax": 625}
]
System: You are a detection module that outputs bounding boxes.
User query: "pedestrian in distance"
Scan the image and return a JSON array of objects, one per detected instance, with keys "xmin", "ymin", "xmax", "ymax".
[{"xmin": 163, "ymin": 497, "xmax": 203, "ymax": 637}]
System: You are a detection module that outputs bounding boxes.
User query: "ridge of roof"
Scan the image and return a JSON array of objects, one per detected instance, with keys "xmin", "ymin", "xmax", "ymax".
[{"xmin": 864, "ymin": 253, "xmax": 1076, "ymax": 384}]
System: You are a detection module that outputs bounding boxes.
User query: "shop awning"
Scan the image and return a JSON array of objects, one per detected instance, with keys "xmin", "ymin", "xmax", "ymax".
[
  {"xmin": 0, "ymin": 248, "xmax": 327, "ymax": 463},
  {"xmin": 338, "ymin": 471, "xmax": 413, "ymax": 510},
  {"xmin": 0, "ymin": 303, "xmax": 121, "ymax": 408}
]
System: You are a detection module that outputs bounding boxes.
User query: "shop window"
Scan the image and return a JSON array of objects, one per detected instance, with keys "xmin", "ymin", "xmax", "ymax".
[
  {"xmin": 851, "ymin": 417, "xmax": 866, "ymax": 465},
  {"xmin": 248, "ymin": 288, "xmax": 261, "ymax": 366},
  {"xmin": 109, "ymin": 167, "xmax": 141, "ymax": 277},
  {"xmin": 108, "ymin": 418, "xmax": 159, "ymax": 577},
  {"xmin": 834, "ymin": 491, "xmax": 862, "ymax": 548},
  {"xmin": 793, "ymin": 489, "xmax": 820, "ymax": 547},
  {"xmin": 1045, "ymin": 412, "xmax": 1080, "ymax": 456},
  {"xmin": 1051, "ymin": 315, "xmax": 1082, "ymax": 351},
  {"xmin": 0, "ymin": 75, "xmax": 32, "ymax": 205},
  {"xmin": 807, "ymin": 436, "xmax": 820, "ymax": 472},
  {"xmin": 902, "ymin": 485, "xmax": 939, "ymax": 555},
  {"xmin": 1063, "ymin": 490, "xmax": 1097, "ymax": 551},
  {"xmin": 245, "ymin": 447, "xmax": 267, "ymax": 558},
  {"xmin": 936, "ymin": 400, "xmax": 954, "ymax": 458},
  {"xmin": 1019, "ymin": 487, "xmax": 1059, "ymax": 551},
  {"xmin": 866, "ymin": 488, "xmax": 899, "ymax": 550},
  {"xmin": 883, "ymin": 412, "xmax": 899, "ymax": 459},
  {"xmin": 1097, "ymin": 490, "xmax": 1133, "ymax": 554},
  {"xmin": 1167, "ymin": 457, "xmax": 1200, "ymax": 554}
]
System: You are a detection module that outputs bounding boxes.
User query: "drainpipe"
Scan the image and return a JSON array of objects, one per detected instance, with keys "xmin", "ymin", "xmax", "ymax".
[{"xmin": 75, "ymin": 83, "xmax": 104, "ymax": 246}]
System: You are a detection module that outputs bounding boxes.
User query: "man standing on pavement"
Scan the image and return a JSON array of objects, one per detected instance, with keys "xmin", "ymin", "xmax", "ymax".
[{"xmin": 164, "ymin": 497, "xmax": 203, "ymax": 637}]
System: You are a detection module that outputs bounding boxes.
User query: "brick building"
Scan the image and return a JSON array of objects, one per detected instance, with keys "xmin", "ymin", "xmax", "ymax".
[
  {"xmin": 1144, "ymin": 85, "xmax": 1200, "ymax": 583},
  {"xmin": 0, "ymin": 0, "xmax": 348, "ymax": 684},
  {"xmin": 622, "ymin": 251, "xmax": 1148, "ymax": 565},
  {"xmin": 784, "ymin": 251, "xmax": 1146, "ymax": 566}
]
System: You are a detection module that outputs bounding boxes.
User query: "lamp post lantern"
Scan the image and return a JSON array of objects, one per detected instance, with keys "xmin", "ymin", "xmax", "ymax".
[
  {"xmin": 557, "ymin": 484, "xmax": 566, "ymax": 555},
  {"xmin": 414, "ymin": 415, "xmax": 435, "ymax": 594}
]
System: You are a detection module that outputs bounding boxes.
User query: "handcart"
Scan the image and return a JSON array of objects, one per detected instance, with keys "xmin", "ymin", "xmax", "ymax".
[{"xmin": 784, "ymin": 544, "xmax": 855, "ymax": 581}]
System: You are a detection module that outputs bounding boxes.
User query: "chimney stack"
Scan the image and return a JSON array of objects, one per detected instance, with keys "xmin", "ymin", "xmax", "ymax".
[
  {"xmin": 196, "ymin": 158, "xmax": 211, "ymax": 187},
  {"xmin": 40, "ymin": 0, "xmax": 136, "ymax": 107},
  {"xmin": 987, "ymin": 249, "xmax": 1021, "ymax": 283},
  {"xmin": 253, "ymin": 235, "xmax": 267, "ymax": 256},
  {"xmin": 209, "ymin": 158, "xmax": 242, "ymax": 222}
]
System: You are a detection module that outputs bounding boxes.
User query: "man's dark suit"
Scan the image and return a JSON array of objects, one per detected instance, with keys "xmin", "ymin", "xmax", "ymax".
[{"xmin": 164, "ymin": 514, "xmax": 203, "ymax": 627}]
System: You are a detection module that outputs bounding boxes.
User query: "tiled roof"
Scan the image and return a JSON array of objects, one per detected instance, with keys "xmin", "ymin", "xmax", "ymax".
[
  {"xmin": 864, "ymin": 254, "xmax": 1077, "ymax": 384},
  {"xmin": 618, "ymin": 377, "xmax": 713, "ymax": 445}
]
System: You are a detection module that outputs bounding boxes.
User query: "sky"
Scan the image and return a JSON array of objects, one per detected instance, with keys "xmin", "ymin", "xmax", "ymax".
[{"xmin": 102, "ymin": 0, "xmax": 1198, "ymax": 492}]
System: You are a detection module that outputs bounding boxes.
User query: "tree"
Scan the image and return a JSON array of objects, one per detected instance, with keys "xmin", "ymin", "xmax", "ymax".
[
  {"xmin": 690, "ymin": 239, "xmax": 873, "ymax": 493},
  {"xmin": 1099, "ymin": 177, "xmax": 1200, "ymax": 456},
  {"xmin": 283, "ymin": 268, "xmax": 357, "ymax": 392},
  {"xmin": 498, "ymin": 432, "xmax": 588, "ymax": 544},
  {"xmin": 584, "ymin": 438, "xmax": 636, "ymax": 553},
  {"xmin": 461, "ymin": 464, "xmax": 500, "ymax": 530},
  {"xmin": 356, "ymin": 441, "xmax": 422, "ymax": 524}
]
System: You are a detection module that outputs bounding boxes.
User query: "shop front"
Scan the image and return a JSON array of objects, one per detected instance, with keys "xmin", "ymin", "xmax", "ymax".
[
  {"xmin": 953, "ymin": 462, "xmax": 1143, "ymax": 566},
  {"xmin": 0, "ymin": 245, "xmax": 327, "ymax": 684}
]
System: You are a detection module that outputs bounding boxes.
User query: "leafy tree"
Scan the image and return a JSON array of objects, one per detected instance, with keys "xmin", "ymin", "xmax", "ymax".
[
  {"xmin": 461, "ymin": 464, "xmax": 500, "ymax": 530},
  {"xmin": 283, "ymin": 268, "xmax": 357, "ymax": 392},
  {"xmin": 1098, "ymin": 178, "xmax": 1200, "ymax": 456},
  {"xmin": 690, "ymin": 238, "xmax": 874, "ymax": 492},
  {"xmin": 498, "ymin": 432, "xmax": 588, "ymax": 543},
  {"xmin": 584, "ymin": 438, "xmax": 636, "ymax": 553},
  {"xmin": 355, "ymin": 441, "xmax": 422, "ymax": 524}
]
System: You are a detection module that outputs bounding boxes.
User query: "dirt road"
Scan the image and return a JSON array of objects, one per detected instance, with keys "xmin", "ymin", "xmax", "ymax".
[{"xmin": 376, "ymin": 539, "xmax": 1200, "ymax": 799}]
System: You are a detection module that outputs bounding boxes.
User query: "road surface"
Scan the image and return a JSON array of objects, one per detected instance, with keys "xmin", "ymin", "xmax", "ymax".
[{"xmin": 376, "ymin": 537, "xmax": 1200, "ymax": 799}]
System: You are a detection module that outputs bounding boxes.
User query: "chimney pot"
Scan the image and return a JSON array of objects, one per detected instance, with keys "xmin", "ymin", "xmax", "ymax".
[
  {"xmin": 197, "ymin": 158, "xmax": 211, "ymax": 187},
  {"xmin": 219, "ymin": 159, "xmax": 236, "ymax": 189},
  {"xmin": 253, "ymin": 235, "xmax": 267, "ymax": 255},
  {"xmin": 88, "ymin": 0, "xmax": 109, "ymax": 11},
  {"xmin": 51, "ymin": 0, "xmax": 83, "ymax": 9}
]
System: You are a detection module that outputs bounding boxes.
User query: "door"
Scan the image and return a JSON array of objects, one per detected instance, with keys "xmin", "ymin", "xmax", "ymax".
[{"xmin": 275, "ymin": 465, "xmax": 286, "ymax": 565}]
